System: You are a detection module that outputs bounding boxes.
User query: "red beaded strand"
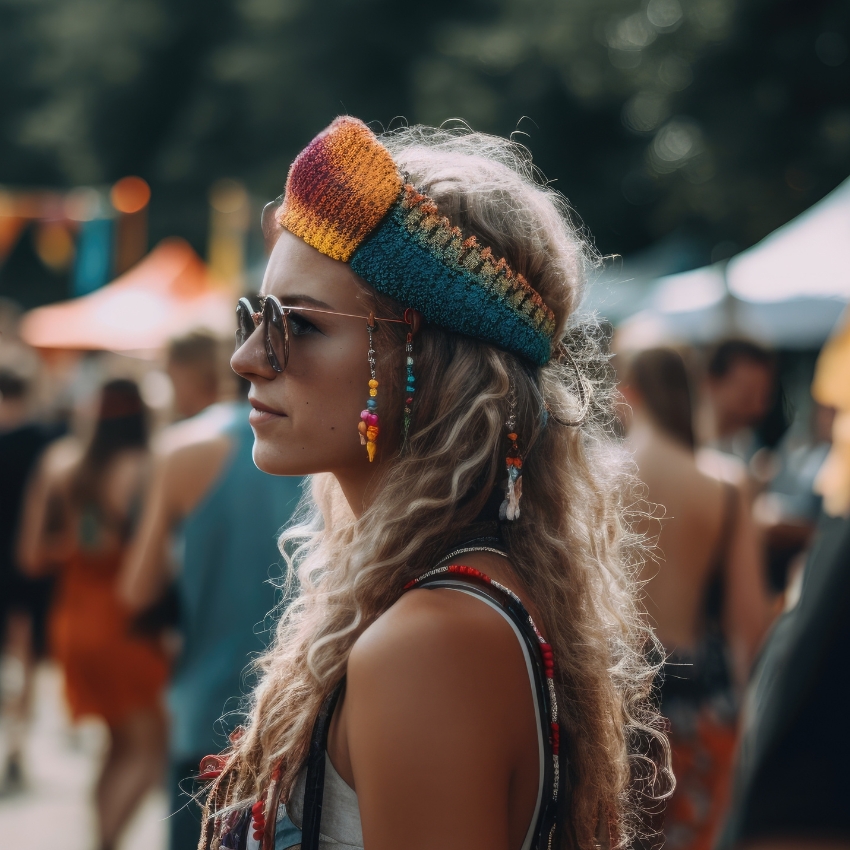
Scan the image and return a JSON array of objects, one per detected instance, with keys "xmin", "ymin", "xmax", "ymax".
[
  {"xmin": 249, "ymin": 765, "xmax": 281, "ymax": 844},
  {"xmin": 251, "ymin": 798, "xmax": 266, "ymax": 841}
]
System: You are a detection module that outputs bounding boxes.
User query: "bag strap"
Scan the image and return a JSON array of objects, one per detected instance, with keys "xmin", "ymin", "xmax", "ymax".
[{"xmin": 300, "ymin": 681, "xmax": 343, "ymax": 850}]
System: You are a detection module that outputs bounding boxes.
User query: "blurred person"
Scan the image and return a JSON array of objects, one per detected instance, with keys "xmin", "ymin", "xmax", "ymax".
[
  {"xmin": 717, "ymin": 333, "xmax": 850, "ymax": 850},
  {"xmin": 0, "ymin": 366, "xmax": 63, "ymax": 792},
  {"xmin": 699, "ymin": 340, "xmax": 777, "ymax": 463},
  {"xmin": 620, "ymin": 348, "xmax": 770, "ymax": 850},
  {"xmin": 754, "ymin": 400, "xmax": 834, "ymax": 595},
  {"xmin": 201, "ymin": 118, "xmax": 671, "ymax": 850},
  {"xmin": 120, "ymin": 332, "xmax": 302, "ymax": 850},
  {"xmin": 166, "ymin": 331, "xmax": 222, "ymax": 420},
  {"xmin": 18, "ymin": 378, "xmax": 168, "ymax": 850}
]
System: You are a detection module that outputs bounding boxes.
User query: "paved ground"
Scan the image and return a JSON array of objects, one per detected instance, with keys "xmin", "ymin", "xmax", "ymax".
[{"xmin": 0, "ymin": 664, "xmax": 167, "ymax": 850}]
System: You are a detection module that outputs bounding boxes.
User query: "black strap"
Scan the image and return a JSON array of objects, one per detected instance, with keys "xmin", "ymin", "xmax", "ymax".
[
  {"xmin": 300, "ymin": 683, "xmax": 343, "ymax": 850},
  {"xmin": 704, "ymin": 482, "xmax": 738, "ymax": 626},
  {"xmin": 708, "ymin": 481, "xmax": 738, "ymax": 576}
]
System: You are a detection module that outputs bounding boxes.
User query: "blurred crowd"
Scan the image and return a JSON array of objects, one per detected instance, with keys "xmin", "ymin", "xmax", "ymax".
[
  {"xmin": 0, "ymin": 302, "xmax": 301, "ymax": 850},
  {"xmin": 1, "ymin": 289, "xmax": 849, "ymax": 850}
]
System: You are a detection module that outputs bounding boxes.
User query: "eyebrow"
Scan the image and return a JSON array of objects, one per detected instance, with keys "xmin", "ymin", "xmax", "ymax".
[{"xmin": 267, "ymin": 294, "xmax": 336, "ymax": 311}]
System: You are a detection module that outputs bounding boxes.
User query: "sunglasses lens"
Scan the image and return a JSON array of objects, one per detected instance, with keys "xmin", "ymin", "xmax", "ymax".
[
  {"xmin": 263, "ymin": 298, "xmax": 288, "ymax": 373},
  {"xmin": 236, "ymin": 298, "xmax": 256, "ymax": 348},
  {"xmin": 235, "ymin": 300, "xmax": 256, "ymax": 349}
]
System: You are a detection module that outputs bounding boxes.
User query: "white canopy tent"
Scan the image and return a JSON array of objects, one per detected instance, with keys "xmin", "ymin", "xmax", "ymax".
[
  {"xmin": 598, "ymin": 176, "xmax": 850, "ymax": 349},
  {"xmin": 727, "ymin": 176, "xmax": 850, "ymax": 303}
]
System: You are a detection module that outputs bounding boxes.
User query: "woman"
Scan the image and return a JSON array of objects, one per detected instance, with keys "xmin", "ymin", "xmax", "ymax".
[
  {"xmin": 619, "ymin": 348, "xmax": 770, "ymax": 850},
  {"xmin": 18, "ymin": 378, "xmax": 168, "ymax": 850},
  {"xmin": 205, "ymin": 117, "xmax": 670, "ymax": 850}
]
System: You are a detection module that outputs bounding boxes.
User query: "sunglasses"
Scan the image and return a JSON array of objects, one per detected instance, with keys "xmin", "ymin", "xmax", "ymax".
[{"xmin": 235, "ymin": 294, "xmax": 406, "ymax": 373}]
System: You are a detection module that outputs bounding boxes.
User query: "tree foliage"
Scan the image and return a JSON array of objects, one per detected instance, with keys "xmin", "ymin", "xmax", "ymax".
[{"xmin": 1, "ymin": 0, "xmax": 848, "ymax": 261}]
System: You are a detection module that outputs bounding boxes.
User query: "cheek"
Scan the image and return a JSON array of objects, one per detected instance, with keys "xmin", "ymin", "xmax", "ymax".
[{"xmin": 250, "ymin": 339, "xmax": 375, "ymax": 475}]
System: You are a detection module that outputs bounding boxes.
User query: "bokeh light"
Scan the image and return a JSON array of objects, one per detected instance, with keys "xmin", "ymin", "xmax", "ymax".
[{"xmin": 110, "ymin": 176, "xmax": 150, "ymax": 214}]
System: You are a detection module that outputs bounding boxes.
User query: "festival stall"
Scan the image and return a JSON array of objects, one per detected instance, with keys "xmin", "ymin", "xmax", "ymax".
[
  {"xmin": 604, "ymin": 176, "xmax": 850, "ymax": 349},
  {"xmin": 19, "ymin": 237, "xmax": 234, "ymax": 354}
]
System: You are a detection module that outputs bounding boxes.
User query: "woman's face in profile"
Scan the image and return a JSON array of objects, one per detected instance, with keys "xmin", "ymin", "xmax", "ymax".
[{"xmin": 231, "ymin": 229, "xmax": 376, "ymax": 478}]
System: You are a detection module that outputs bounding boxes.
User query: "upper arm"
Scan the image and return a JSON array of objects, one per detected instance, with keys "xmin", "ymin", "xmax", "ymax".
[
  {"xmin": 343, "ymin": 590, "xmax": 533, "ymax": 850},
  {"xmin": 16, "ymin": 442, "xmax": 75, "ymax": 575},
  {"xmin": 119, "ymin": 428, "xmax": 232, "ymax": 610},
  {"xmin": 119, "ymin": 451, "xmax": 177, "ymax": 610}
]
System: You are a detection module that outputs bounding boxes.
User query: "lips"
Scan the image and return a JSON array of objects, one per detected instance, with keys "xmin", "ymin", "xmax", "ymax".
[{"xmin": 249, "ymin": 397, "xmax": 287, "ymax": 425}]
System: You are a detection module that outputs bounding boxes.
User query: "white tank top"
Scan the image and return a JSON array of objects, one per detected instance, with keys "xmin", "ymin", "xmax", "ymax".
[{"xmin": 249, "ymin": 586, "xmax": 545, "ymax": 850}]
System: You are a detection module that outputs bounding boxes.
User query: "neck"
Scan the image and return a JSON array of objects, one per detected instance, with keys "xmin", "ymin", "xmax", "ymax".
[
  {"xmin": 628, "ymin": 409, "xmax": 693, "ymax": 455},
  {"xmin": 334, "ymin": 465, "xmax": 386, "ymax": 519},
  {"xmin": 626, "ymin": 410, "xmax": 657, "ymax": 449}
]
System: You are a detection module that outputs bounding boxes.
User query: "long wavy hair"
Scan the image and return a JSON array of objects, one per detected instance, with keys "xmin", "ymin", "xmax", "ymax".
[
  {"xmin": 205, "ymin": 125, "xmax": 671, "ymax": 849},
  {"xmin": 72, "ymin": 378, "xmax": 148, "ymax": 509}
]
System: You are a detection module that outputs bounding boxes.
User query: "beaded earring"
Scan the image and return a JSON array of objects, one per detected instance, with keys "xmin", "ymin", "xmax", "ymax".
[
  {"xmin": 401, "ymin": 308, "xmax": 416, "ymax": 451},
  {"xmin": 358, "ymin": 314, "xmax": 380, "ymax": 462},
  {"xmin": 499, "ymin": 382, "xmax": 523, "ymax": 521}
]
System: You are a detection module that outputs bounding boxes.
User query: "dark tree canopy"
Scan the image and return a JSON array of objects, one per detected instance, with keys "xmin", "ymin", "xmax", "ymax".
[{"xmin": 0, "ymin": 0, "xmax": 848, "ymax": 269}]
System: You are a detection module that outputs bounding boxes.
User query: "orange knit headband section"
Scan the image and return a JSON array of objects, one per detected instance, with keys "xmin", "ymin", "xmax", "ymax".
[{"xmin": 278, "ymin": 117, "xmax": 403, "ymax": 262}]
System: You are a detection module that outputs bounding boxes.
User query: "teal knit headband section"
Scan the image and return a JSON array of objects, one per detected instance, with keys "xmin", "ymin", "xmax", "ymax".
[
  {"xmin": 279, "ymin": 116, "xmax": 556, "ymax": 366},
  {"xmin": 350, "ymin": 186, "xmax": 555, "ymax": 366}
]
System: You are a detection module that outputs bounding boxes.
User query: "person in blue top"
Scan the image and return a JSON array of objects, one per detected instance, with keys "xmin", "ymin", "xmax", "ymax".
[{"xmin": 121, "ymin": 331, "xmax": 302, "ymax": 850}]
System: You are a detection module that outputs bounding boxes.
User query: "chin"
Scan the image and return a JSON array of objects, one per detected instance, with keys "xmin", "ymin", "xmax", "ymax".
[
  {"xmin": 251, "ymin": 441, "xmax": 300, "ymax": 476},
  {"xmin": 251, "ymin": 436, "xmax": 373, "ymax": 478}
]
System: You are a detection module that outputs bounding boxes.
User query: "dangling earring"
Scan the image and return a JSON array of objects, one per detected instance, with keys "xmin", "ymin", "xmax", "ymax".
[
  {"xmin": 358, "ymin": 314, "xmax": 379, "ymax": 462},
  {"xmin": 499, "ymin": 381, "xmax": 523, "ymax": 521},
  {"xmin": 401, "ymin": 308, "xmax": 416, "ymax": 452}
]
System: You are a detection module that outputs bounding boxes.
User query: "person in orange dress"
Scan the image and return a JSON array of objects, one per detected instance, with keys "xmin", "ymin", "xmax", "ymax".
[{"xmin": 18, "ymin": 378, "xmax": 168, "ymax": 850}]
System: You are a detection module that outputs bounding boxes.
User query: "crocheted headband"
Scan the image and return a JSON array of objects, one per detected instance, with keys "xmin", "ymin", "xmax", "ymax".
[{"xmin": 277, "ymin": 117, "xmax": 556, "ymax": 366}]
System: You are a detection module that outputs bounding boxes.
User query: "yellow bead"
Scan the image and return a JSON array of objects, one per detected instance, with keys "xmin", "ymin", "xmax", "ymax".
[
  {"xmin": 368, "ymin": 379, "xmax": 379, "ymax": 389},
  {"xmin": 366, "ymin": 441, "xmax": 377, "ymax": 462},
  {"xmin": 369, "ymin": 389, "xmax": 377, "ymax": 397}
]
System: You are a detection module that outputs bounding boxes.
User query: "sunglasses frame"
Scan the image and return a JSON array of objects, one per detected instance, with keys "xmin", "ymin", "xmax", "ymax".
[
  {"xmin": 236, "ymin": 294, "xmax": 407, "ymax": 373},
  {"xmin": 261, "ymin": 195, "xmax": 285, "ymax": 254}
]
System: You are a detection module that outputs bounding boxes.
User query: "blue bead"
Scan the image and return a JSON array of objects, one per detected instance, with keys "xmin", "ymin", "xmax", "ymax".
[
  {"xmin": 406, "ymin": 386, "xmax": 415, "ymax": 393},
  {"xmin": 366, "ymin": 399, "xmax": 377, "ymax": 409},
  {"xmin": 407, "ymin": 375, "xmax": 415, "ymax": 383}
]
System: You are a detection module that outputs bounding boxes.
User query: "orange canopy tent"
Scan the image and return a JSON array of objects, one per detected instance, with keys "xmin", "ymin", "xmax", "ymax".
[{"xmin": 20, "ymin": 238, "xmax": 236, "ymax": 353}]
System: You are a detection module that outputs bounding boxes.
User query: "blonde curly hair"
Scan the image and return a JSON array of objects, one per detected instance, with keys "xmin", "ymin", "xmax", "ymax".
[{"xmin": 203, "ymin": 124, "xmax": 671, "ymax": 849}]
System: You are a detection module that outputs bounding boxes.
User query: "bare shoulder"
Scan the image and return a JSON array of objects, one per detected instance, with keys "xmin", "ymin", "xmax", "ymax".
[
  {"xmin": 696, "ymin": 446, "xmax": 748, "ymax": 488},
  {"xmin": 351, "ymin": 585, "xmax": 518, "ymax": 670},
  {"xmin": 347, "ymin": 584, "xmax": 531, "ymax": 729},
  {"xmin": 154, "ymin": 404, "xmax": 235, "ymax": 457},
  {"xmin": 342, "ymin": 581, "xmax": 539, "ymax": 849},
  {"xmin": 39, "ymin": 436, "xmax": 83, "ymax": 490}
]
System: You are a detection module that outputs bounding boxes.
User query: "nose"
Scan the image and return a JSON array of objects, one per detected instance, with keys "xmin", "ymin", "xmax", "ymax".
[{"xmin": 231, "ymin": 324, "xmax": 278, "ymax": 383}]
